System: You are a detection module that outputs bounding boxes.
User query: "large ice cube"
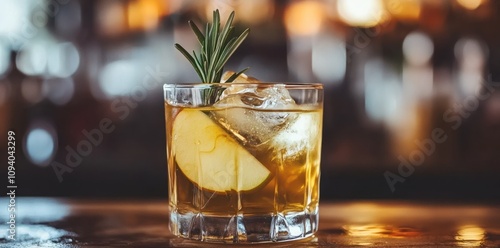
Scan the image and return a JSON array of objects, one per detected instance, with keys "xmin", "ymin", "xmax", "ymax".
[
  {"xmin": 271, "ymin": 112, "xmax": 321, "ymax": 161},
  {"xmin": 210, "ymin": 73, "xmax": 297, "ymax": 146}
]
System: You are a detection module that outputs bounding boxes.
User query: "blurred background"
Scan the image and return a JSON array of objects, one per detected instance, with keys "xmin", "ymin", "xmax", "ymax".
[{"xmin": 1, "ymin": 0, "xmax": 499, "ymax": 201}]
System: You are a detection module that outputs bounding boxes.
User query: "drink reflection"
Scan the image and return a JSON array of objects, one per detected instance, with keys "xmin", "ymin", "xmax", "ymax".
[
  {"xmin": 319, "ymin": 201, "xmax": 500, "ymax": 246},
  {"xmin": 455, "ymin": 225, "xmax": 486, "ymax": 247},
  {"xmin": 345, "ymin": 224, "xmax": 421, "ymax": 238}
]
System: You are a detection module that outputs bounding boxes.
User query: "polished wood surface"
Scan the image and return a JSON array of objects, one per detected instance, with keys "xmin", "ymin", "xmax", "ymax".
[{"xmin": 1, "ymin": 198, "xmax": 499, "ymax": 247}]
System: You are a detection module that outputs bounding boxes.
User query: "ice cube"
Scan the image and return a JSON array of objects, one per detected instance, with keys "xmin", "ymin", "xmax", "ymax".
[
  {"xmin": 210, "ymin": 72, "xmax": 297, "ymax": 146},
  {"xmin": 271, "ymin": 112, "xmax": 321, "ymax": 160},
  {"xmin": 221, "ymin": 71, "xmax": 259, "ymax": 83}
]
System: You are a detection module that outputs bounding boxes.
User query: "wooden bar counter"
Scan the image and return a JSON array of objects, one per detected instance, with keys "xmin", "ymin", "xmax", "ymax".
[{"xmin": 1, "ymin": 198, "xmax": 499, "ymax": 247}]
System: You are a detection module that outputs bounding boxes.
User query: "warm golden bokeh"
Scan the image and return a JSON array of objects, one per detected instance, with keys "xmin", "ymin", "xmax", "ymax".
[
  {"xmin": 284, "ymin": 1, "xmax": 326, "ymax": 36},
  {"xmin": 127, "ymin": 0, "xmax": 161, "ymax": 31},
  {"xmin": 337, "ymin": 0, "xmax": 385, "ymax": 27},
  {"xmin": 455, "ymin": 225, "xmax": 486, "ymax": 246},
  {"xmin": 384, "ymin": 0, "xmax": 421, "ymax": 21},
  {"xmin": 457, "ymin": 0, "xmax": 484, "ymax": 10}
]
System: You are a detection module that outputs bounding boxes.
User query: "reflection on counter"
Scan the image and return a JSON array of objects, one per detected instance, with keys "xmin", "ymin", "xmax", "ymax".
[
  {"xmin": 345, "ymin": 224, "xmax": 421, "ymax": 238},
  {"xmin": 0, "ymin": 198, "xmax": 499, "ymax": 247},
  {"xmin": 0, "ymin": 198, "xmax": 73, "ymax": 246},
  {"xmin": 455, "ymin": 225, "xmax": 486, "ymax": 247},
  {"xmin": 319, "ymin": 200, "xmax": 500, "ymax": 247}
]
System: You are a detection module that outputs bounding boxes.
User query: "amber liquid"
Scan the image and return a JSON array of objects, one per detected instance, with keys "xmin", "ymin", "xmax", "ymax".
[{"xmin": 165, "ymin": 103, "xmax": 322, "ymax": 243}]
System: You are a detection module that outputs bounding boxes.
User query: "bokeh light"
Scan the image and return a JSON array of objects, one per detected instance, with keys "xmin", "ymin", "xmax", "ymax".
[
  {"xmin": 98, "ymin": 60, "xmax": 142, "ymax": 98},
  {"xmin": 455, "ymin": 38, "xmax": 487, "ymax": 71},
  {"xmin": 42, "ymin": 77, "xmax": 75, "ymax": 105},
  {"xmin": 384, "ymin": 0, "xmax": 421, "ymax": 21},
  {"xmin": 0, "ymin": 1, "xmax": 30, "ymax": 38},
  {"xmin": 312, "ymin": 33, "xmax": 346, "ymax": 84},
  {"xmin": 25, "ymin": 125, "xmax": 57, "ymax": 166},
  {"xmin": 287, "ymin": 36, "xmax": 315, "ymax": 82},
  {"xmin": 96, "ymin": 1, "xmax": 127, "ymax": 36},
  {"xmin": 127, "ymin": 0, "xmax": 161, "ymax": 31},
  {"xmin": 284, "ymin": 1, "xmax": 325, "ymax": 36},
  {"xmin": 233, "ymin": 0, "xmax": 274, "ymax": 25},
  {"xmin": 337, "ymin": 0, "xmax": 385, "ymax": 27},
  {"xmin": 47, "ymin": 42, "xmax": 80, "ymax": 78},
  {"xmin": 455, "ymin": 38, "xmax": 488, "ymax": 97},
  {"xmin": 457, "ymin": 0, "xmax": 483, "ymax": 10},
  {"xmin": 364, "ymin": 58, "xmax": 402, "ymax": 124},
  {"xmin": 403, "ymin": 32, "xmax": 434, "ymax": 66},
  {"xmin": 402, "ymin": 32, "xmax": 434, "ymax": 101},
  {"xmin": 205, "ymin": 0, "xmax": 237, "ymax": 23},
  {"xmin": 16, "ymin": 41, "xmax": 49, "ymax": 76},
  {"xmin": 17, "ymin": 40, "xmax": 80, "ymax": 77}
]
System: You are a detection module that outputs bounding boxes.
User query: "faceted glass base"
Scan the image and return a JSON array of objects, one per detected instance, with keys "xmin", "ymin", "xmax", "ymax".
[{"xmin": 169, "ymin": 210, "xmax": 318, "ymax": 243}]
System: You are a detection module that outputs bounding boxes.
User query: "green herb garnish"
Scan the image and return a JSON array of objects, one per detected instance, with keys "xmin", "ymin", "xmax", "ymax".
[{"xmin": 175, "ymin": 10, "xmax": 250, "ymax": 84}]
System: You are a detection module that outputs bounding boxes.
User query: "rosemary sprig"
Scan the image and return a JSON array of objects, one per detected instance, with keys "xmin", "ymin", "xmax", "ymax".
[{"xmin": 175, "ymin": 10, "xmax": 250, "ymax": 84}]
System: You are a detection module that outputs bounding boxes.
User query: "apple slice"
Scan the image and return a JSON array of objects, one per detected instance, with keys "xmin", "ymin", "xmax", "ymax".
[{"xmin": 172, "ymin": 109, "xmax": 271, "ymax": 192}]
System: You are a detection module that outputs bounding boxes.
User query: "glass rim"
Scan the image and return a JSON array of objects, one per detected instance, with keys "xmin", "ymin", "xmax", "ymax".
[{"xmin": 163, "ymin": 82, "xmax": 323, "ymax": 90}]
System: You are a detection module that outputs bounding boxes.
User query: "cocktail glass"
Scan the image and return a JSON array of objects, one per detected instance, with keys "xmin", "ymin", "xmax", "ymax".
[{"xmin": 164, "ymin": 82, "xmax": 323, "ymax": 243}]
